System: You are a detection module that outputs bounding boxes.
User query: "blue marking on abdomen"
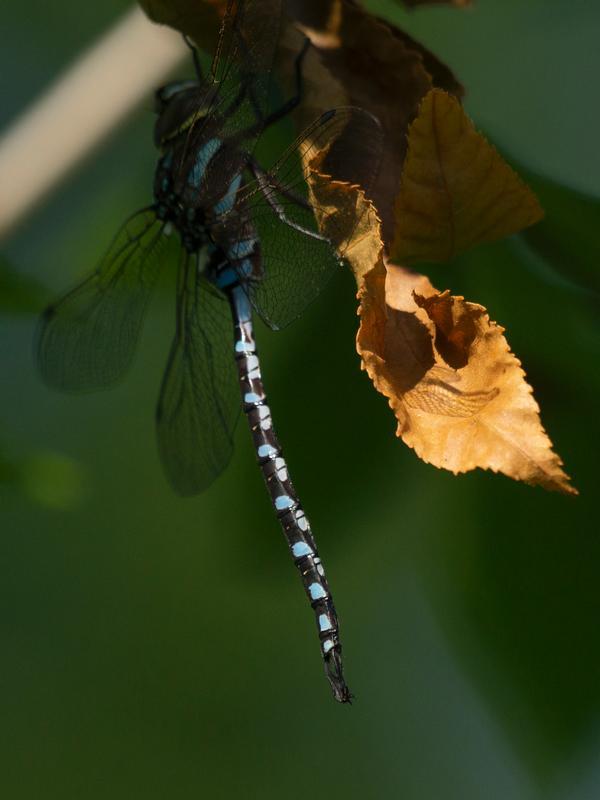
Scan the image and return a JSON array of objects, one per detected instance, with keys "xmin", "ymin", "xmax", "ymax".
[
  {"xmin": 190, "ymin": 137, "xmax": 221, "ymax": 187},
  {"xmin": 216, "ymin": 256, "xmax": 253, "ymax": 292},
  {"xmin": 309, "ymin": 583, "xmax": 327, "ymax": 601},
  {"xmin": 319, "ymin": 614, "xmax": 333, "ymax": 632},
  {"xmin": 292, "ymin": 541, "xmax": 313, "ymax": 559},
  {"xmin": 275, "ymin": 495, "xmax": 294, "ymax": 512},
  {"xmin": 213, "ymin": 173, "xmax": 242, "ymax": 216},
  {"xmin": 258, "ymin": 444, "xmax": 277, "ymax": 459},
  {"xmin": 215, "ymin": 266, "xmax": 238, "ymax": 289},
  {"xmin": 230, "ymin": 285, "xmax": 252, "ymax": 324}
]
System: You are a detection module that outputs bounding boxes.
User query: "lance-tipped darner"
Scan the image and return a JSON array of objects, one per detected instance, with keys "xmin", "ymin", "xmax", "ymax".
[{"xmin": 36, "ymin": 0, "xmax": 382, "ymax": 703}]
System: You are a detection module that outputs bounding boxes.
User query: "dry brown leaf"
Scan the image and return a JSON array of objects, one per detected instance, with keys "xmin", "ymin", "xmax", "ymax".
[
  {"xmin": 306, "ymin": 149, "xmax": 383, "ymax": 286},
  {"xmin": 291, "ymin": 2, "xmax": 463, "ymax": 240},
  {"xmin": 288, "ymin": 0, "xmax": 464, "ymax": 100},
  {"xmin": 139, "ymin": 0, "xmax": 226, "ymax": 51},
  {"xmin": 391, "ymin": 89, "xmax": 544, "ymax": 265},
  {"xmin": 356, "ymin": 257, "xmax": 576, "ymax": 494},
  {"xmin": 300, "ymin": 36, "xmax": 564, "ymax": 495}
]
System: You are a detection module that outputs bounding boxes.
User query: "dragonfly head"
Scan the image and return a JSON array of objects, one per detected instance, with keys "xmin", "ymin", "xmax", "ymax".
[
  {"xmin": 154, "ymin": 81, "xmax": 219, "ymax": 149},
  {"xmin": 154, "ymin": 80, "xmax": 198, "ymax": 114}
]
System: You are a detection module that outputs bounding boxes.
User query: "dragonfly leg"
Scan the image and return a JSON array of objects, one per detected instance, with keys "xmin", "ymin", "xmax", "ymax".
[
  {"xmin": 248, "ymin": 159, "xmax": 330, "ymax": 243},
  {"xmin": 248, "ymin": 157, "xmax": 310, "ymax": 210},
  {"xmin": 231, "ymin": 36, "xmax": 310, "ymax": 141},
  {"xmin": 223, "ymin": 84, "xmax": 249, "ymax": 120},
  {"xmin": 261, "ymin": 37, "xmax": 311, "ymax": 130}
]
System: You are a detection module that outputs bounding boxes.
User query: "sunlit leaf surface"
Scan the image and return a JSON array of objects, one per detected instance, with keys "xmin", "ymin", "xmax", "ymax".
[{"xmin": 307, "ymin": 157, "xmax": 574, "ymax": 494}]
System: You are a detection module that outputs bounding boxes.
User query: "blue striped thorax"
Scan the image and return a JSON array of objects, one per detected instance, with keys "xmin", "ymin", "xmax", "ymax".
[
  {"xmin": 152, "ymin": 80, "xmax": 263, "ymax": 291},
  {"xmin": 153, "ymin": 81, "xmax": 217, "ymax": 237}
]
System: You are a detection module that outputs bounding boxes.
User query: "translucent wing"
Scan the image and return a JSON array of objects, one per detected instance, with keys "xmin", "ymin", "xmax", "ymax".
[
  {"xmin": 220, "ymin": 107, "xmax": 383, "ymax": 330},
  {"xmin": 156, "ymin": 251, "xmax": 240, "ymax": 496},
  {"xmin": 167, "ymin": 0, "xmax": 282, "ymax": 204},
  {"xmin": 208, "ymin": 0, "xmax": 282, "ymax": 148},
  {"xmin": 37, "ymin": 210, "xmax": 170, "ymax": 391}
]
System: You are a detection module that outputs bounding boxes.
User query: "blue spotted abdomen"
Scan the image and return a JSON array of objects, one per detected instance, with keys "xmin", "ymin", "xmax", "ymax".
[{"xmin": 226, "ymin": 285, "xmax": 351, "ymax": 703}]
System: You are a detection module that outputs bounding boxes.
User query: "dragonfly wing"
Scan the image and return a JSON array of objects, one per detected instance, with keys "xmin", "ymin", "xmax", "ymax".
[
  {"xmin": 244, "ymin": 206, "xmax": 340, "ymax": 331},
  {"xmin": 172, "ymin": 0, "xmax": 283, "ymax": 204},
  {"xmin": 156, "ymin": 252, "xmax": 240, "ymax": 496},
  {"xmin": 210, "ymin": 0, "xmax": 282, "ymax": 146},
  {"xmin": 36, "ymin": 210, "xmax": 170, "ymax": 391},
  {"xmin": 225, "ymin": 107, "xmax": 383, "ymax": 330}
]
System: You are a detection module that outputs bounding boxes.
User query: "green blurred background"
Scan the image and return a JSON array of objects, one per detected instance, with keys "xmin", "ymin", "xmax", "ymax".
[{"xmin": 2, "ymin": 1, "xmax": 599, "ymax": 797}]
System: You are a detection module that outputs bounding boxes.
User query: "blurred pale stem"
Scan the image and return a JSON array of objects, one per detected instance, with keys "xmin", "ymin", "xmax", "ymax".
[{"xmin": 0, "ymin": 6, "xmax": 187, "ymax": 239}]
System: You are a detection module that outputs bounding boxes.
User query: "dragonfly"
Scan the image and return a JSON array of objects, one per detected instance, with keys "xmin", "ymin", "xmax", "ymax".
[{"xmin": 36, "ymin": 0, "xmax": 382, "ymax": 703}]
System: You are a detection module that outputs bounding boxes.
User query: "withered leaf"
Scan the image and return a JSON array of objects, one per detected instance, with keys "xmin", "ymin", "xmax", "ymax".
[
  {"xmin": 139, "ymin": 0, "xmax": 225, "ymax": 52},
  {"xmin": 306, "ymin": 149, "xmax": 383, "ymax": 286},
  {"xmin": 391, "ymin": 89, "xmax": 544, "ymax": 265},
  {"xmin": 356, "ymin": 257, "xmax": 576, "ymax": 495},
  {"xmin": 291, "ymin": 2, "xmax": 463, "ymax": 241}
]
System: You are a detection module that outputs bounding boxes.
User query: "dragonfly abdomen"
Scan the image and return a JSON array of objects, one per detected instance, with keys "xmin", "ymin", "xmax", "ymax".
[{"xmin": 228, "ymin": 285, "xmax": 351, "ymax": 703}]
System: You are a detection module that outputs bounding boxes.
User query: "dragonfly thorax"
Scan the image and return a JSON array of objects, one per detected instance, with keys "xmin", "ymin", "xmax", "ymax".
[{"xmin": 154, "ymin": 155, "xmax": 214, "ymax": 253}]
